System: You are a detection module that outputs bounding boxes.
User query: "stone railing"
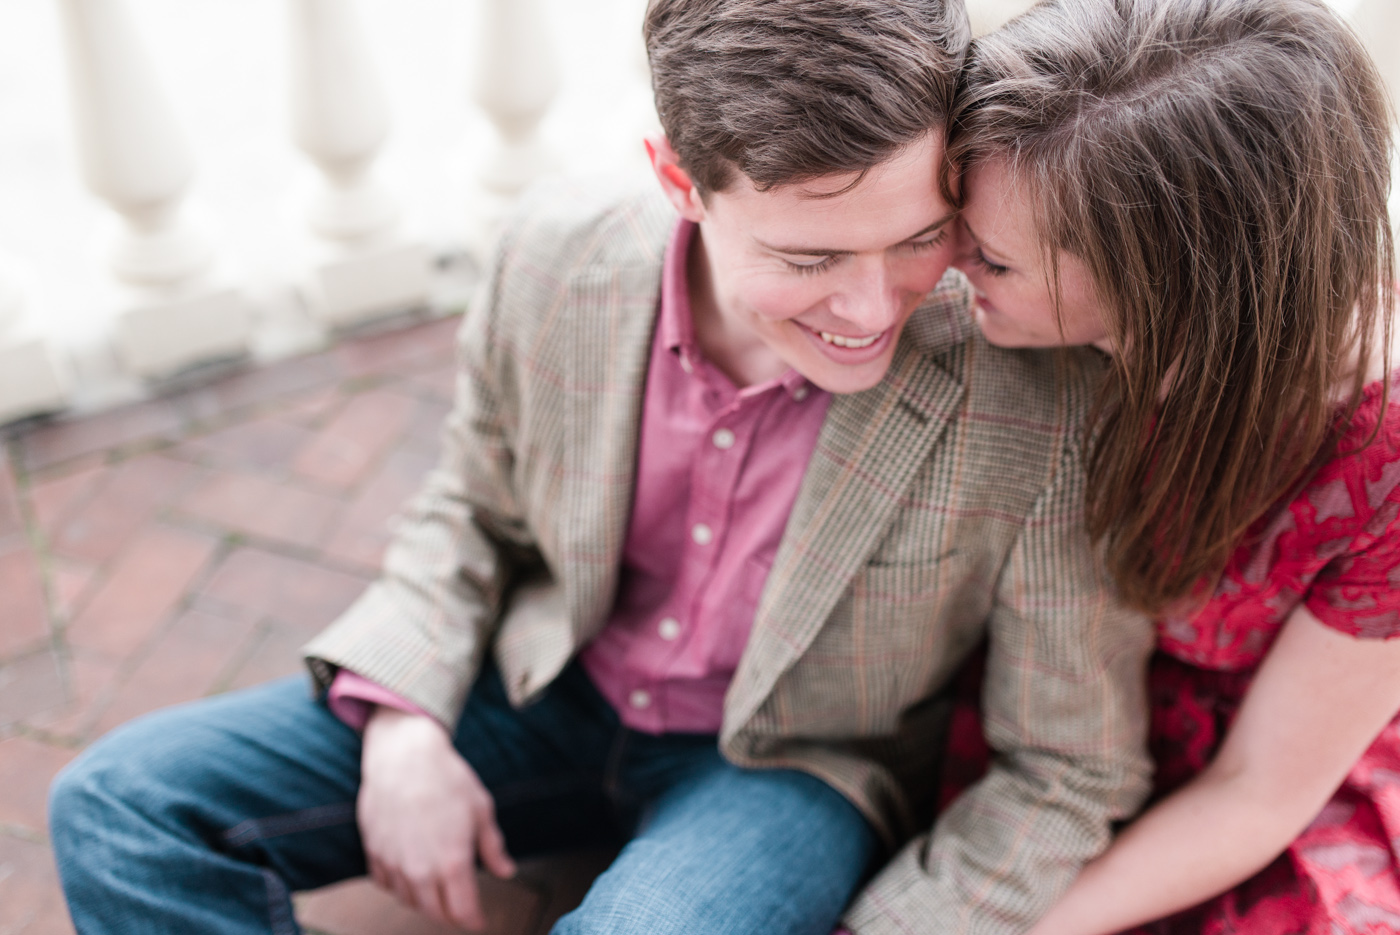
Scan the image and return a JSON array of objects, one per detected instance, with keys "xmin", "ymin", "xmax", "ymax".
[{"xmin": 0, "ymin": 0, "xmax": 1394, "ymax": 424}]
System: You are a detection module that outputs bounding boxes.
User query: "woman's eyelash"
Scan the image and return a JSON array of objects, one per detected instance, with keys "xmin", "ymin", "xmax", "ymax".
[{"xmin": 974, "ymin": 251, "xmax": 1009, "ymax": 276}]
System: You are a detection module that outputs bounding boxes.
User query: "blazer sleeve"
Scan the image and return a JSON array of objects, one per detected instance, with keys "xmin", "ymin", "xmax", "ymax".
[
  {"xmin": 845, "ymin": 433, "xmax": 1154, "ymax": 935},
  {"xmin": 302, "ymin": 221, "xmax": 537, "ymax": 730}
]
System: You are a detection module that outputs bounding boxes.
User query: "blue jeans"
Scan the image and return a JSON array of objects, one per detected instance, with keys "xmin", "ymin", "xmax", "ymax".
[{"xmin": 50, "ymin": 661, "xmax": 877, "ymax": 935}]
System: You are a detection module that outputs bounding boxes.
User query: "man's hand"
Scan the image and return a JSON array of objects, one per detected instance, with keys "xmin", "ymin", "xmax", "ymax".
[{"xmin": 358, "ymin": 706, "xmax": 516, "ymax": 929}]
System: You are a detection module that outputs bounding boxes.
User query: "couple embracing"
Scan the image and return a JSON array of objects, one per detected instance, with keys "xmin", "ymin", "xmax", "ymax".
[{"xmin": 50, "ymin": 1, "xmax": 1400, "ymax": 933}]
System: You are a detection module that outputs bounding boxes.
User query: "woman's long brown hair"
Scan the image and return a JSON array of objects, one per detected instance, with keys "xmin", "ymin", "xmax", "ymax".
[{"xmin": 946, "ymin": 0, "xmax": 1397, "ymax": 615}]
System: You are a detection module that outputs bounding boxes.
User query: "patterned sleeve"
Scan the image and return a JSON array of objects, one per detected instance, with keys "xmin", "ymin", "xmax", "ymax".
[
  {"xmin": 844, "ymin": 425, "xmax": 1155, "ymax": 935},
  {"xmin": 1306, "ymin": 467, "xmax": 1400, "ymax": 640},
  {"xmin": 302, "ymin": 209, "xmax": 534, "ymax": 727}
]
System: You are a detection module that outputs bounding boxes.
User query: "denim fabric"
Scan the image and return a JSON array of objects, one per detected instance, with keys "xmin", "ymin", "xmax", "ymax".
[{"xmin": 50, "ymin": 662, "xmax": 875, "ymax": 935}]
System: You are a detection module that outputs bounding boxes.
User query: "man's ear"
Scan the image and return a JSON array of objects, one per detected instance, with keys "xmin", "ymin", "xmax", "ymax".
[{"xmin": 645, "ymin": 135, "xmax": 705, "ymax": 222}]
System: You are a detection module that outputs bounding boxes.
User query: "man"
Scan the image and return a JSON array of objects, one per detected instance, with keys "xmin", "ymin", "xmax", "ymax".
[{"xmin": 49, "ymin": 2, "xmax": 1153, "ymax": 933}]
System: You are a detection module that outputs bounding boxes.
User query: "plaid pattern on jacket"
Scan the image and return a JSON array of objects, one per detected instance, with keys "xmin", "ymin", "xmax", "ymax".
[{"xmin": 304, "ymin": 181, "xmax": 1153, "ymax": 935}]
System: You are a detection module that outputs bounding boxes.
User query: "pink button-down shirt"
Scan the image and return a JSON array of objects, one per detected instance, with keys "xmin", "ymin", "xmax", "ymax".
[
  {"xmin": 578, "ymin": 220, "xmax": 830, "ymax": 733},
  {"xmin": 330, "ymin": 219, "xmax": 829, "ymax": 735}
]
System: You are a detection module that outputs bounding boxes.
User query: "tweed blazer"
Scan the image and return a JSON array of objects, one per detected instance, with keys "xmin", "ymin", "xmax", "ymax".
[{"xmin": 304, "ymin": 181, "xmax": 1154, "ymax": 935}]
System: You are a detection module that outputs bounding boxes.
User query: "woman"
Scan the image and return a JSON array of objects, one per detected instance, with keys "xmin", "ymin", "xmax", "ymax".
[{"xmin": 944, "ymin": 0, "xmax": 1400, "ymax": 932}]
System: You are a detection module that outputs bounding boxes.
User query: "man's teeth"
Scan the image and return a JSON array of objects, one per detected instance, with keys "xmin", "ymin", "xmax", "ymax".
[{"xmin": 819, "ymin": 331, "xmax": 881, "ymax": 349}]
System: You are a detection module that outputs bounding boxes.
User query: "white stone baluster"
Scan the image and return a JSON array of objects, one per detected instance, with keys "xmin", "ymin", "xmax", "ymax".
[
  {"xmin": 1350, "ymin": 0, "xmax": 1399, "ymax": 108},
  {"xmin": 287, "ymin": 0, "xmax": 431, "ymax": 326},
  {"xmin": 55, "ymin": 0, "xmax": 250, "ymax": 378},
  {"xmin": 1346, "ymin": 0, "xmax": 1400, "ymax": 254},
  {"xmin": 0, "ymin": 254, "xmax": 70, "ymax": 424},
  {"xmin": 471, "ymin": 0, "xmax": 561, "ymax": 199},
  {"xmin": 965, "ymin": 0, "xmax": 1036, "ymax": 37}
]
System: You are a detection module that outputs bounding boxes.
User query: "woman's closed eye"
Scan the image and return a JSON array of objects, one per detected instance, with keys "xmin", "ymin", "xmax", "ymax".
[{"xmin": 973, "ymin": 249, "xmax": 1009, "ymax": 276}]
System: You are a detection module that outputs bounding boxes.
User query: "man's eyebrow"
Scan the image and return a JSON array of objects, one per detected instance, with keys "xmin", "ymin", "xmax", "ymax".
[{"xmin": 754, "ymin": 212, "xmax": 957, "ymax": 257}]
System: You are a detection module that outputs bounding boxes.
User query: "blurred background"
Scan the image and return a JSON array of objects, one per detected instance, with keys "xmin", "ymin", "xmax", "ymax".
[
  {"xmin": 0, "ymin": 1, "xmax": 1396, "ymax": 933},
  {"xmin": 0, "ymin": 0, "xmax": 1392, "ymax": 425}
]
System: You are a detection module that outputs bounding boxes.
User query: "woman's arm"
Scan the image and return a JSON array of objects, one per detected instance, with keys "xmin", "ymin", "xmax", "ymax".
[{"xmin": 1028, "ymin": 603, "xmax": 1400, "ymax": 935}]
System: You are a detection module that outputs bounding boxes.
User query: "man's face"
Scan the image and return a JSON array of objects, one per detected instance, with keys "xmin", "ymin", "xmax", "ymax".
[{"xmin": 688, "ymin": 133, "xmax": 957, "ymax": 394}]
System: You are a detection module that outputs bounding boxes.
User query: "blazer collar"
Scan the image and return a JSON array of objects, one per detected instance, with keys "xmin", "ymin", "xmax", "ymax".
[{"xmin": 723, "ymin": 327, "xmax": 967, "ymax": 734}]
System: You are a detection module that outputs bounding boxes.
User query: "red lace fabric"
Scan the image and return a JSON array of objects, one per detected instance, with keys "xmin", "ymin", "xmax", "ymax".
[{"xmin": 943, "ymin": 376, "xmax": 1400, "ymax": 934}]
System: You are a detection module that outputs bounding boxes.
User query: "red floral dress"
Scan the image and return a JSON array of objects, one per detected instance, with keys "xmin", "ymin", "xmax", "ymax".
[{"xmin": 942, "ymin": 375, "xmax": 1400, "ymax": 934}]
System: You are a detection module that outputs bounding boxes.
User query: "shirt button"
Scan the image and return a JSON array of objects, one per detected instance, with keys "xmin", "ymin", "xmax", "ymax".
[
  {"xmin": 691, "ymin": 522, "xmax": 713, "ymax": 545},
  {"xmin": 629, "ymin": 689, "xmax": 652, "ymax": 709},
  {"xmin": 712, "ymin": 428, "xmax": 736, "ymax": 450},
  {"xmin": 658, "ymin": 617, "xmax": 681, "ymax": 640},
  {"xmin": 793, "ymin": 385, "xmax": 810, "ymax": 401}
]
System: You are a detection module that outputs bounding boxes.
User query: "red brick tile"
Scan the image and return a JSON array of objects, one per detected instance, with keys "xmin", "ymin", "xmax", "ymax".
[
  {"xmin": 17, "ymin": 397, "xmax": 184, "ymax": 473},
  {"xmin": 405, "ymin": 361, "xmax": 459, "ymax": 405},
  {"xmin": 0, "ymin": 545, "xmax": 50, "ymax": 660},
  {"xmin": 28, "ymin": 462, "xmax": 106, "ymax": 541},
  {"xmin": 65, "ymin": 525, "xmax": 218, "ymax": 661},
  {"xmin": 179, "ymin": 470, "xmax": 343, "ymax": 550},
  {"xmin": 200, "ymin": 547, "xmax": 368, "ymax": 631},
  {"xmin": 47, "ymin": 559, "xmax": 99, "ymax": 623},
  {"xmin": 0, "ymin": 652, "xmax": 68, "ymax": 731},
  {"xmin": 223, "ymin": 623, "xmax": 314, "ymax": 692},
  {"xmin": 333, "ymin": 316, "xmax": 460, "ymax": 379},
  {"xmin": 18, "ymin": 652, "xmax": 121, "ymax": 742},
  {"xmin": 0, "ymin": 737, "xmax": 75, "ymax": 833},
  {"xmin": 0, "ymin": 457, "xmax": 24, "ymax": 541},
  {"xmin": 292, "ymin": 390, "xmax": 418, "ymax": 491},
  {"xmin": 90, "ymin": 607, "xmax": 259, "ymax": 739},
  {"xmin": 402, "ymin": 397, "xmax": 452, "ymax": 457},
  {"xmin": 279, "ymin": 386, "xmax": 349, "ymax": 428},
  {"xmin": 48, "ymin": 456, "xmax": 200, "ymax": 566},
  {"xmin": 0, "ymin": 836, "xmax": 75, "ymax": 935},
  {"xmin": 296, "ymin": 874, "xmax": 541, "ymax": 935},
  {"xmin": 178, "ymin": 352, "xmax": 344, "ymax": 424},
  {"xmin": 322, "ymin": 449, "xmax": 435, "ymax": 572},
  {"xmin": 177, "ymin": 416, "xmax": 315, "ymax": 472}
]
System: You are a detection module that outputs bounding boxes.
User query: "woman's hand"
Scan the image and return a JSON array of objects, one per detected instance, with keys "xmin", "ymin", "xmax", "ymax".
[{"xmin": 358, "ymin": 706, "xmax": 517, "ymax": 929}]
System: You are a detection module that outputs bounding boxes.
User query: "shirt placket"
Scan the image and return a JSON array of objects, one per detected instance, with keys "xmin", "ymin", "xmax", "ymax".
[{"xmin": 634, "ymin": 380, "xmax": 778, "ymax": 726}]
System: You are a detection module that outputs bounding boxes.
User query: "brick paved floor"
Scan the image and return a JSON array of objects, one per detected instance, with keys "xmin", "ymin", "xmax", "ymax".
[{"xmin": 0, "ymin": 314, "xmax": 603, "ymax": 934}]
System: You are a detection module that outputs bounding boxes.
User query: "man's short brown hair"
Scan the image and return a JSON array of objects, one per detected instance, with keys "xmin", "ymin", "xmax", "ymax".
[{"xmin": 644, "ymin": 0, "xmax": 969, "ymax": 195}]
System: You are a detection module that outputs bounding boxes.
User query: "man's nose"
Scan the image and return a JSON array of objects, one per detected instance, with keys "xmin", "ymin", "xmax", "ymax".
[{"xmin": 833, "ymin": 257, "xmax": 902, "ymax": 332}]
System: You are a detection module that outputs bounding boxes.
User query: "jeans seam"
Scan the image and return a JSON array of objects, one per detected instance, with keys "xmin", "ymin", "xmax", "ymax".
[
  {"xmin": 262, "ymin": 868, "xmax": 298, "ymax": 935},
  {"xmin": 221, "ymin": 802, "xmax": 358, "ymax": 849}
]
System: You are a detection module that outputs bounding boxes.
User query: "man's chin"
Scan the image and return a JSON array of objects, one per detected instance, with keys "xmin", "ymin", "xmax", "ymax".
[{"xmin": 797, "ymin": 355, "xmax": 895, "ymax": 396}]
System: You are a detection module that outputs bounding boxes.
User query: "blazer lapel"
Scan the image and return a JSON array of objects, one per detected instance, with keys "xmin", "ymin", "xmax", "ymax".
[
  {"xmin": 724, "ymin": 339, "xmax": 966, "ymax": 734},
  {"xmin": 560, "ymin": 260, "xmax": 663, "ymax": 639}
]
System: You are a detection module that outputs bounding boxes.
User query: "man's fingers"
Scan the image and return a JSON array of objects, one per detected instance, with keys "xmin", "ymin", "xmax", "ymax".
[
  {"xmin": 408, "ymin": 873, "xmax": 450, "ymax": 924},
  {"xmin": 367, "ymin": 856, "xmax": 392, "ymax": 893},
  {"xmin": 383, "ymin": 867, "xmax": 416, "ymax": 911},
  {"xmin": 441, "ymin": 867, "xmax": 486, "ymax": 930},
  {"xmin": 476, "ymin": 817, "xmax": 517, "ymax": 879}
]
